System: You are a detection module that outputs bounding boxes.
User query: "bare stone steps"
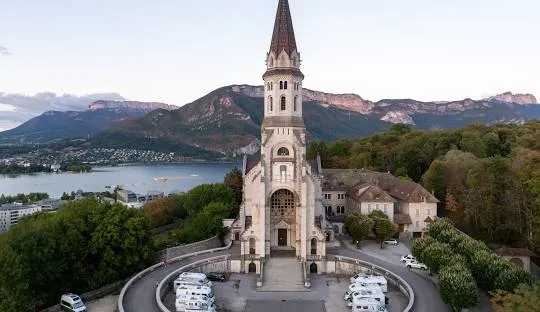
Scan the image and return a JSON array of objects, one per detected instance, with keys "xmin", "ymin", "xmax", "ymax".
[{"xmin": 258, "ymin": 257, "xmax": 310, "ymax": 292}]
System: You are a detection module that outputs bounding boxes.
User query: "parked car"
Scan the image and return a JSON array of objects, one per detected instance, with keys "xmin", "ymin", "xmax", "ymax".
[
  {"xmin": 383, "ymin": 239, "xmax": 398, "ymax": 245},
  {"xmin": 406, "ymin": 260, "xmax": 428, "ymax": 270},
  {"xmin": 400, "ymin": 255, "xmax": 416, "ymax": 263},
  {"xmin": 60, "ymin": 293, "xmax": 87, "ymax": 312},
  {"xmin": 206, "ymin": 272, "xmax": 226, "ymax": 282}
]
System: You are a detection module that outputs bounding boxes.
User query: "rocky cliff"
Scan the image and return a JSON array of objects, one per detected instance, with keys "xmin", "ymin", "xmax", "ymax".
[
  {"xmin": 88, "ymin": 100, "xmax": 178, "ymax": 111},
  {"xmin": 486, "ymin": 92, "xmax": 538, "ymax": 105}
]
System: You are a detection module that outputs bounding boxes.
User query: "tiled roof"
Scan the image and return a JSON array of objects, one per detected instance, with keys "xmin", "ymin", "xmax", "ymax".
[
  {"xmin": 322, "ymin": 168, "xmax": 439, "ymax": 203},
  {"xmin": 348, "ymin": 183, "xmax": 396, "ymax": 203},
  {"xmin": 394, "ymin": 213, "xmax": 412, "ymax": 225},
  {"xmin": 269, "ymin": 0, "xmax": 297, "ymax": 56}
]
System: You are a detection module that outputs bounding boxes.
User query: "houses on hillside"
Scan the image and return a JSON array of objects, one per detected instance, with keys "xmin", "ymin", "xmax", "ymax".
[{"xmin": 322, "ymin": 168, "xmax": 439, "ymax": 238}]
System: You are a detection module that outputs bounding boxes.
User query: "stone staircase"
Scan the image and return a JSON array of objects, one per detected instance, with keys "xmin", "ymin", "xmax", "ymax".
[{"xmin": 258, "ymin": 257, "xmax": 309, "ymax": 292}]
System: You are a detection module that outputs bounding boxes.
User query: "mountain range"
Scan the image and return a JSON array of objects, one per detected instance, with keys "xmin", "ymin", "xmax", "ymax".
[{"xmin": 0, "ymin": 86, "xmax": 538, "ymax": 156}]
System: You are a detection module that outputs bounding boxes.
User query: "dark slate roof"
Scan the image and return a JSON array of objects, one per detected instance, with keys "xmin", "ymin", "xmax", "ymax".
[
  {"xmin": 349, "ymin": 183, "xmax": 396, "ymax": 203},
  {"xmin": 394, "ymin": 213, "xmax": 413, "ymax": 225},
  {"xmin": 243, "ymin": 154, "xmax": 260, "ymax": 176},
  {"xmin": 269, "ymin": 0, "xmax": 297, "ymax": 56},
  {"xmin": 494, "ymin": 246, "xmax": 537, "ymax": 257},
  {"xmin": 322, "ymin": 168, "xmax": 439, "ymax": 203}
]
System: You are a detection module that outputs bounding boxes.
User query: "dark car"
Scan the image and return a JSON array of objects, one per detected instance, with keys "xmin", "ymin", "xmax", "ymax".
[{"xmin": 206, "ymin": 272, "xmax": 226, "ymax": 282}]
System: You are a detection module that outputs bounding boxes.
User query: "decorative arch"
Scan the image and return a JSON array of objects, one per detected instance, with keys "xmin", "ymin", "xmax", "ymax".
[
  {"xmin": 277, "ymin": 147, "xmax": 290, "ymax": 156},
  {"xmin": 280, "ymin": 96, "xmax": 286, "ymax": 111},
  {"xmin": 309, "ymin": 262, "xmax": 318, "ymax": 274},
  {"xmin": 272, "ymin": 143, "xmax": 296, "ymax": 158}
]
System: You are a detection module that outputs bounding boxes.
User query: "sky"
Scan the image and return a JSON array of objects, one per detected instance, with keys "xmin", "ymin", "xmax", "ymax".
[{"xmin": 0, "ymin": 0, "xmax": 539, "ymax": 106}]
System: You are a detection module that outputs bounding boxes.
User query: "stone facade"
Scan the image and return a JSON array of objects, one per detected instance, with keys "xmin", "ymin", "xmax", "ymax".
[{"xmin": 232, "ymin": 0, "xmax": 328, "ymax": 273}]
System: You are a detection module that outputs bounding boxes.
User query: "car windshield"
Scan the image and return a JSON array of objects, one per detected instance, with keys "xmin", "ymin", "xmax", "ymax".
[{"xmin": 72, "ymin": 301, "xmax": 84, "ymax": 308}]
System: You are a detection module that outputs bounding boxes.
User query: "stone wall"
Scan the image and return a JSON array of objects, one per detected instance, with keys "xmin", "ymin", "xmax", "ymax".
[{"xmin": 158, "ymin": 236, "xmax": 221, "ymax": 261}]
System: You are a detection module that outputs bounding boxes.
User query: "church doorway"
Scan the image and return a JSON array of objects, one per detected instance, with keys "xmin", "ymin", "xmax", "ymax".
[
  {"xmin": 270, "ymin": 189, "xmax": 297, "ymax": 249},
  {"xmin": 248, "ymin": 262, "xmax": 256, "ymax": 273},
  {"xmin": 278, "ymin": 229, "xmax": 287, "ymax": 246},
  {"xmin": 234, "ymin": 232, "xmax": 240, "ymax": 241},
  {"xmin": 309, "ymin": 263, "xmax": 318, "ymax": 274}
]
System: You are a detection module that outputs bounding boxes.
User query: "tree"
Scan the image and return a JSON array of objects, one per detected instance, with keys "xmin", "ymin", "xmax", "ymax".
[
  {"xmin": 346, "ymin": 214, "xmax": 374, "ymax": 248},
  {"xmin": 427, "ymin": 218, "xmax": 454, "ymax": 240},
  {"xmin": 389, "ymin": 123, "xmax": 413, "ymax": 135},
  {"xmin": 490, "ymin": 283, "xmax": 540, "ymax": 312},
  {"xmin": 420, "ymin": 241, "xmax": 454, "ymax": 273},
  {"xmin": 224, "ymin": 167, "xmax": 243, "ymax": 205},
  {"xmin": 412, "ymin": 235, "xmax": 435, "ymax": 263},
  {"xmin": 143, "ymin": 198, "xmax": 174, "ymax": 227},
  {"xmin": 373, "ymin": 217, "xmax": 397, "ymax": 249},
  {"xmin": 61, "ymin": 192, "xmax": 71, "ymax": 200},
  {"xmin": 493, "ymin": 264, "xmax": 534, "ymax": 292},
  {"xmin": 181, "ymin": 183, "xmax": 237, "ymax": 217},
  {"xmin": 469, "ymin": 250, "xmax": 505, "ymax": 291},
  {"xmin": 438, "ymin": 262, "xmax": 478, "ymax": 311}
]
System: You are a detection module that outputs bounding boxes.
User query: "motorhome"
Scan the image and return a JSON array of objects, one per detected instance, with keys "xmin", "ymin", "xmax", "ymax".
[
  {"xmin": 175, "ymin": 296, "xmax": 215, "ymax": 312},
  {"xmin": 351, "ymin": 297, "xmax": 388, "ymax": 312},
  {"xmin": 174, "ymin": 277, "xmax": 213, "ymax": 292},
  {"xmin": 176, "ymin": 273, "xmax": 212, "ymax": 287},
  {"xmin": 176, "ymin": 285, "xmax": 214, "ymax": 304},
  {"xmin": 349, "ymin": 275, "xmax": 387, "ymax": 292},
  {"xmin": 348, "ymin": 289, "xmax": 386, "ymax": 307},
  {"xmin": 345, "ymin": 283, "xmax": 383, "ymax": 300}
]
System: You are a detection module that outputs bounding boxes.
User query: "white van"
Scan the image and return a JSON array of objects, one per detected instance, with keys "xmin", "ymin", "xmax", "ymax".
[
  {"xmin": 350, "ymin": 272, "xmax": 371, "ymax": 283},
  {"xmin": 179, "ymin": 272, "xmax": 208, "ymax": 280},
  {"xmin": 349, "ymin": 275, "xmax": 387, "ymax": 292},
  {"xmin": 175, "ymin": 297, "xmax": 215, "ymax": 312},
  {"xmin": 345, "ymin": 283, "xmax": 383, "ymax": 300},
  {"xmin": 60, "ymin": 293, "xmax": 87, "ymax": 312},
  {"xmin": 348, "ymin": 289, "xmax": 386, "ymax": 308},
  {"xmin": 174, "ymin": 277, "xmax": 213, "ymax": 292},
  {"xmin": 352, "ymin": 297, "xmax": 388, "ymax": 312},
  {"xmin": 176, "ymin": 273, "xmax": 213, "ymax": 288},
  {"xmin": 176, "ymin": 285, "xmax": 215, "ymax": 303}
]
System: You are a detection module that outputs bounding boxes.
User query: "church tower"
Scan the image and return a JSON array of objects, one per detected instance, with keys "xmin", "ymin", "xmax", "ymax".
[{"xmin": 235, "ymin": 0, "xmax": 327, "ymax": 275}]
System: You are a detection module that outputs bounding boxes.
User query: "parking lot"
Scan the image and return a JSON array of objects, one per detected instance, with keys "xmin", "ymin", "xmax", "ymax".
[{"xmin": 210, "ymin": 273, "xmax": 407, "ymax": 312}]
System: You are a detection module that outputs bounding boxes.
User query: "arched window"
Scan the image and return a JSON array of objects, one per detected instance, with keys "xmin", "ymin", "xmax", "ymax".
[
  {"xmin": 277, "ymin": 147, "xmax": 289, "ymax": 156},
  {"xmin": 281, "ymin": 96, "xmax": 286, "ymax": 111},
  {"xmin": 311, "ymin": 238, "xmax": 317, "ymax": 255},
  {"xmin": 280, "ymin": 81, "xmax": 283, "ymax": 90},
  {"xmin": 268, "ymin": 96, "xmax": 273, "ymax": 111},
  {"xmin": 249, "ymin": 238, "xmax": 256, "ymax": 255},
  {"xmin": 294, "ymin": 96, "xmax": 298, "ymax": 111},
  {"xmin": 284, "ymin": 81, "xmax": 288, "ymax": 89}
]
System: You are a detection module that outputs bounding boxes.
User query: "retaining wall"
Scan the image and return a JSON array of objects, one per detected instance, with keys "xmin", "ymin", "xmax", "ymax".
[{"xmin": 158, "ymin": 235, "xmax": 221, "ymax": 261}]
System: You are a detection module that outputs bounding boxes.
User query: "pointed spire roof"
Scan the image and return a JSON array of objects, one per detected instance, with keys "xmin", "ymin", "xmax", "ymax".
[{"xmin": 269, "ymin": 0, "xmax": 298, "ymax": 56}]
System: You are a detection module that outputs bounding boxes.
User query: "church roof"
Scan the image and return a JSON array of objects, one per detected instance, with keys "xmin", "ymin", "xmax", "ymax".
[
  {"xmin": 269, "ymin": 0, "xmax": 298, "ymax": 56},
  {"xmin": 348, "ymin": 183, "xmax": 396, "ymax": 203}
]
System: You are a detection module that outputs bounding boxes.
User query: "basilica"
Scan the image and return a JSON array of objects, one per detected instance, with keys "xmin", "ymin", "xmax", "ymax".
[{"xmin": 230, "ymin": 0, "xmax": 438, "ymax": 275}]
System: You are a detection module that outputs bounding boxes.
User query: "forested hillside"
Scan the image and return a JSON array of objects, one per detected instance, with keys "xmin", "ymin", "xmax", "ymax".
[{"xmin": 308, "ymin": 121, "xmax": 540, "ymax": 255}]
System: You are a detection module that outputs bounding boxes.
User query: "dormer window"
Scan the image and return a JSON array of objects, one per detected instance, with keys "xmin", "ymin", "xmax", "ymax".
[
  {"xmin": 277, "ymin": 147, "xmax": 290, "ymax": 156},
  {"xmin": 280, "ymin": 96, "xmax": 286, "ymax": 110}
]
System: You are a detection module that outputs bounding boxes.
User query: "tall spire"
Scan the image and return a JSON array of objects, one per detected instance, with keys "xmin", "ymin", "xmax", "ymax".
[{"xmin": 269, "ymin": 0, "xmax": 297, "ymax": 57}]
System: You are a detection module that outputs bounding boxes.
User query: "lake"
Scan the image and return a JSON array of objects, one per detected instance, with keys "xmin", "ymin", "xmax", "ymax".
[{"xmin": 0, "ymin": 163, "xmax": 240, "ymax": 198}]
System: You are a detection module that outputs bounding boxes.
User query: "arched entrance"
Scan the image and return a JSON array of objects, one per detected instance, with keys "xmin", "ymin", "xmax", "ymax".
[
  {"xmin": 234, "ymin": 232, "xmax": 240, "ymax": 241},
  {"xmin": 310, "ymin": 238, "xmax": 317, "ymax": 255},
  {"xmin": 309, "ymin": 263, "xmax": 318, "ymax": 274},
  {"xmin": 270, "ymin": 189, "xmax": 297, "ymax": 249},
  {"xmin": 248, "ymin": 262, "xmax": 256, "ymax": 273}
]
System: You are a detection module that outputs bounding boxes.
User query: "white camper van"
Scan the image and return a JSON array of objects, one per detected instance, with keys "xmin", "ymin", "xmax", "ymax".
[
  {"xmin": 174, "ymin": 277, "xmax": 213, "ymax": 292},
  {"xmin": 176, "ymin": 285, "xmax": 215, "ymax": 304},
  {"xmin": 345, "ymin": 283, "xmax": 383, "ymax": 300},
  {"xmin": 352, "ymin": 297, "xmax": 388, "ymax": 312},
  {"xmin": 175, "ymin": 296, "xmax": 215, "ymax": 312},
  {"xmin": 347, "ymin": 289, "xmax": 386, "ymax": 307},
  {"xmin": 349, "ymin": 275, "xmax": 387, "ymax": 292}
]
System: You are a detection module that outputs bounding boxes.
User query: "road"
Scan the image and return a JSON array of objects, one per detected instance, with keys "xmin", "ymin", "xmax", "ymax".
[
  {"xmin": 330, "ymin": 242, "xmax": 451, "ymax": 312},
  {"xmin": 122, "ymin": 245, "xmax": 239, "ymax": 312}
]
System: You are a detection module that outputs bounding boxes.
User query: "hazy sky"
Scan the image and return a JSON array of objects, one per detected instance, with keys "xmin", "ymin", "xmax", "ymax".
[{"xmin": 1, "ymin": 0, "xmax": 539, "ymax": 106}]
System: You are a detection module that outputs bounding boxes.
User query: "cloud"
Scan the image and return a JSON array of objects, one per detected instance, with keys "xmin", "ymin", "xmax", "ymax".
[
  {"xmin": 0, "ymin": 92, "xmax": 125, "ymax": 131},
  {"xmin": 0, "ymin": 46, "xmax": 11, "ymax": 56}
]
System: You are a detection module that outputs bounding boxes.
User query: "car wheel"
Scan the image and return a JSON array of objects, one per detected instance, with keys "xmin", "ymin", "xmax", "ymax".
[{"xmin": 407, "ymin": 265, "xmax": 411, "ymax": 269}]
